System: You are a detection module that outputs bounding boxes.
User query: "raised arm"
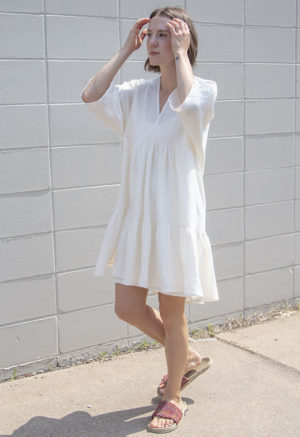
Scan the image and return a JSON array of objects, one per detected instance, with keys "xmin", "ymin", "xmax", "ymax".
[
  {"xmin": 81, "ymin": 17, "xmax": 150, "ymax": 103},
  {"xmin": 166, "ymin": 17, "xmax": 194, "ymax": 105}
]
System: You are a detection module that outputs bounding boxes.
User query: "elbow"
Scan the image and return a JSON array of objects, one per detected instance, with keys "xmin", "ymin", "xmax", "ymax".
[{"xmin": 81, "ymin": 90, "xmax": 94, "ymax": 103}]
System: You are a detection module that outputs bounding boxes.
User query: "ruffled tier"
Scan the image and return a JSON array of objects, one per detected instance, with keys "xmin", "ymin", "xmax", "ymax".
[{"xmin": 94, "ymin": 212, "xmax": 219, "ymax": 304}]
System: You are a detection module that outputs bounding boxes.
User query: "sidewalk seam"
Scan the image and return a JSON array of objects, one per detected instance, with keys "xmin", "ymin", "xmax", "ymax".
[{"xmin": 216, "ymin": 336, "xmax": 300, "ymax": 377}]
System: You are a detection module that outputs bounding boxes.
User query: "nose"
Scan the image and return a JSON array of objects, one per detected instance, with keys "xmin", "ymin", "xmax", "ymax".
[{"xmin": 148, "ymin": 35, "xmax": 158, "ymax": 46}]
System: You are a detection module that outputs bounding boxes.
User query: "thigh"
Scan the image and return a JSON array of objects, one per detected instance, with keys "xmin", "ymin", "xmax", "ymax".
[{"xmin": 115, "ymin": 282, "xmax": 149, "ymax": 313}]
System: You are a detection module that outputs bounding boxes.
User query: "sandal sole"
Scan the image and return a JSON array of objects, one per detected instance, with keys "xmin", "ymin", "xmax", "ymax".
[{"xmin": 157, "ymin": 357, "xmax": 212, "ymax": 398}]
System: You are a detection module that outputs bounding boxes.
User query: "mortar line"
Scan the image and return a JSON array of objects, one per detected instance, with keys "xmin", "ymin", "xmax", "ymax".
[{"xmin": 42, "ymin": 0, "xmax": 60, "ymax": 359}]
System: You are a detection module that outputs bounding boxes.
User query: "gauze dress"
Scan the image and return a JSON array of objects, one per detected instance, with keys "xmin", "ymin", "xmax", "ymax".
[{"xmin": 81, "ymin": 74, "xmax": 219, "ymax": 304}]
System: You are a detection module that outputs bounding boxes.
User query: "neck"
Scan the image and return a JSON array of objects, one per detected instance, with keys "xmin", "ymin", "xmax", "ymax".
[{"xmin": 159, "ymin": 63, "xmax": 177, "ymax": 93}]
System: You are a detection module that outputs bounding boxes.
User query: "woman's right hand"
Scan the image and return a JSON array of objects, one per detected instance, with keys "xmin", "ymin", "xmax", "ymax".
[{"xmin": 122, "ymin": 17, "xmax": 150, "ymax": 54}]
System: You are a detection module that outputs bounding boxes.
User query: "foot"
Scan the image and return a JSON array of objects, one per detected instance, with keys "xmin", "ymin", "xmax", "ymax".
[
  {"xmin": 158, "ymin": 349, "xmax": 202, "ymax": 394},
  {"xmin": 148, "ymin": 398, "xmax": 185, "ymax": 431}
]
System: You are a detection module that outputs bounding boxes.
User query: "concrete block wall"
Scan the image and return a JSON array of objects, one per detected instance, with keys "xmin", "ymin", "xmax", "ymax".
[{"xmin": 0, "ymin": 0, "xmax": 299, "ymax": 381}]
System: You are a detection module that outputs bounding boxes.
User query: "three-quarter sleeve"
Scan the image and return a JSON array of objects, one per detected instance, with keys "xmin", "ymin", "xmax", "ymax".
[
  {"xmin": 81, "ymin": 78, "xmax": 140, "ymax": 137},
  {"xmin": 169, "ymin": 77, "xmax": 217, "ymax": 145}
]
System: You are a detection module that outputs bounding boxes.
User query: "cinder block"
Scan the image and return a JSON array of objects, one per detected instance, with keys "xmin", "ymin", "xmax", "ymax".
[
  {"xmin": 245, "ymin": 27, "xmax": 294, "ymax": 63},
  {"xmin": 0, "ymin": 276, "xmax": 56, "ymax": 325},
  {"xmin": 245, "ymin": 0, "xmax": 296, "ymax": 26},
  {"xmin": 49, "ymin": 103, "xmax": 119, "ymax": 146},
  {"xmin": 0, "ymin": 191, "xmax": 52, "ymax": 238},
  {"xmin": 295, "ymin": 233, "xmax": 300, "ymax": 264},
  {"xmin": 0, "ymin": 60, "xmax": 46, "ymax": 104},
  {"xmin": 212, "ymin": 243, "xmax": 244, "ymax": 281},
  {"xmin": 296, "ymin": 135, "xmax": 300, "ymax": 165},
  {"xmin": 205, "ymin": 137, "xmax": 243, "ymax": 175},
  {"xmin": 296, "ymin": 200, "xmax": 300, "ymax": 232},
  {"xmin": 0, "ymin": 105, "xmax": 48, "ymax": 150},
  {"xmin": 58, "ymin": 304, "xmax": 127, "ymax": 353},
  {"xmin": 245, "ymin": 234, "xmax": 294, "ymax": 274},
  {"xmin": 0, "ymin": 13, "xmax": 44, "ymax": 58},
  {"xmin": 120, "ymin": 0, "xmax": 184, "ymax": 18},
  {"xmin": 246, "ymin": 201, "xmax": 294, "ymax": 240},
  {"xmin": 0, "ymin": 317, "xmax": 57, "ymax": 368},
  {"xmin": 194, "ymin": 62, "xmax": 243, "ymax": 100},
  {"xmin": 245, "ymin": 168, "xmax": 294, "ymax": 205},
  {"xmin": 294, "ymin": 265, "xmax": 300, "ymax": 297},
  {"xmin": 57, "ymin": 268, "xmax": 115, "ymax": 312},
  {"xmin": 297, "ymin": 98, "xmax": 300, "ymax": 132},
  {"xmin": 46, "ymin": 16, "xmax": 119, "ymax": 59},
  {"xmin": 189, "ymin": 277, "xmax": 244, "ymax": 323},
  {"xmin": 187, "ymin": 0, "xmax": 243, "ymax": 24},
  {"xmin": 0, "ymin": 0, "xmax": 43, "ymax": 13},
  {"xmin": 297, "ymin": 64, "xmax": 300, "ymax": 98},
  {"xmin": 45, "ymin": 0, "xmax": 117, "ymax": 16},
  {"xmin": 245, "ymin": 134, "xmax": 294, "ymax": 170},
  {"xmin": 55, "ymin": 226, "xmax": 103, "ymax": 272},
  {"xmin": 53, "ymin": 185, "xmax": 120, "ymax": 230},
  {"xmin": 245, "ymin": 99, "xmax": 294, "ymax": 135},
  {"xmin": 296, "ymin": 29, "xmax": 300, "ymax": 64},
  {"xmin": 207, "ymin": 207, "xmax": 244, "ymax": 246},
  {"xmin": 204, "ymin": 172, "xmax": 244, "ymax": 210},
  {"xmin": 245, "ymin": 64, "xmax": 295, "ymax": 99},
  {"xmin": 121, "ymin": 61, "xmax": 154, "ymax": 82},
  {"xmin": 51, "ymin": 144, "xmax": 121, "ymax": 189},
  {"xmin": 0, "ymin": 148, "xmax": 50, "ymax": 195},
  {"xmin": 0, "ymin": 233, "xmax": 54, "ymax": 281},
  {"xmin": 194, "ymin": 22, "xmax": 243, "ymax": 62},
  {"xmin": 48, "ymin": 60, "xmax": 120, "ymax": 103},
  {"xmin": 211, "ymin": 100, "xmax": 243, "ymax": 138},
  {"xmin": 245, "ymin": 268, "xmax": 293, "ymax": 309}
]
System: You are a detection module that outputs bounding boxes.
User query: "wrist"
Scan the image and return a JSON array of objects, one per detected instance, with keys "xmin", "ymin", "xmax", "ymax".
[
  {"xmin": 174, "ymin": 50, "xmax": 189, "ymax": 60},
  {"xmin": 119, "ymin": 45, "xmax": 133, "ymax": 58}
]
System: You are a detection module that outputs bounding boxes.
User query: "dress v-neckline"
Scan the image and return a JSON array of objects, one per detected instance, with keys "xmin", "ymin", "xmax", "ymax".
[{"xmin": 156, "ymin": 75, "xmax": 177, "ymax": 118}]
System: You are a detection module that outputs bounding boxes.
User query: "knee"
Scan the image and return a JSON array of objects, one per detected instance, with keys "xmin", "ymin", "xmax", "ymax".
[
  {"xmin": 159, "ymin": 306, "xmax": 185, "ymax": 332},
  {"xmin": 115, "ymin": 302, "xmax": 140, "ymax": 323}
]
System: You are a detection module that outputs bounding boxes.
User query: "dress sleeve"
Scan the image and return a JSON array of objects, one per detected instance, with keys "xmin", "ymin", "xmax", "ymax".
[
  {"xmin": 169, "ymin": 77, "xmax": 217, "ymax": 145},
  {"xmin": 81, "ymin": 78, "xmax": 138, "ymax": 137}
]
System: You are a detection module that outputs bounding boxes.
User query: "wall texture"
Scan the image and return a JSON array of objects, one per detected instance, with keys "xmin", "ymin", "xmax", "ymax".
[{"xmin": 0, "ymin": 0, "xmax": 300, "ymax": 381}]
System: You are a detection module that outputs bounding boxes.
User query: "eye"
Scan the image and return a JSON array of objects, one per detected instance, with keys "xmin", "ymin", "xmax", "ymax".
[{"xmin": 159, "ymin": 33, "xmax": 167, "ymax": 37}]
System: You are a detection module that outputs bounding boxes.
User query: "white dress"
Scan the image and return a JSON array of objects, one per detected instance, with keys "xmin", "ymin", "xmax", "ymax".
[{"xmin": 82, "ymin": 74, "xmax": 219, "ymax": 304}]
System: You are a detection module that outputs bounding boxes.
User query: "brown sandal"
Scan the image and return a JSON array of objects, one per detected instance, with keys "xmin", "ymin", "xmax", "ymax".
[
  {"xmin": 147, "ymin": 399, "xmax": 187, "ymax": 433},
  {"xmin": 157, "ymin": 357, "xmax": 212, "ymax": 398}
]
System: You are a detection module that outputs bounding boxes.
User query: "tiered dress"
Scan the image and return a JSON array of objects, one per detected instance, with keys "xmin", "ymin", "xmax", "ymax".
[{"xmin": 82, "ymin": 74, "xmax": 219, "ymax": 304}]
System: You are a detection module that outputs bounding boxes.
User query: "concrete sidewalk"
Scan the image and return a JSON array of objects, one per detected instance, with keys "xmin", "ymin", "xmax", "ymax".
[{"xmin": 0, "ymin": 312, "xmax": 299, "ymax": 437}]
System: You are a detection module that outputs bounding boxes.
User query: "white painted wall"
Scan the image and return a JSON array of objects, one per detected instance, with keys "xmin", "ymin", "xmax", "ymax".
[{"xmin": 1, "ymin": 0, "xmax": 300, "ymax": 381}]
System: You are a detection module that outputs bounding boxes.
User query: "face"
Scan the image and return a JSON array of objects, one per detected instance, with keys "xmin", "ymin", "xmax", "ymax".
[{"xmin": 146, "ymin": 15, "xmax": 174, "ymax": 67}]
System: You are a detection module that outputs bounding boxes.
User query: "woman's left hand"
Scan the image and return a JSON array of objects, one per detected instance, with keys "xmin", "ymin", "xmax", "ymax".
[{"xmin": 166, "ymin": 18, "xmax": 190, "ymax": 57}]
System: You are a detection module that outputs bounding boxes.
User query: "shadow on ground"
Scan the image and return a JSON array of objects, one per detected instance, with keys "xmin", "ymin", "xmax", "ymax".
[{"xmin": 0, "ymin": 397, "xmax": 194, "ymax": 437}]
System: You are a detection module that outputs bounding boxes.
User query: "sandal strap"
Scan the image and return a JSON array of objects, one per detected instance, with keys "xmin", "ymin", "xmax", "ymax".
[{"xmin": 152, "ymin": 400, "xmax": 183, "ymax": 424}]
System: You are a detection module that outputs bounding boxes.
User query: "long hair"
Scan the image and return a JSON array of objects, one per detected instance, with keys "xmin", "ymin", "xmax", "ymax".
[{"xmin": 144, "ymin": 6, "xmax": 198, "ymax": 73}]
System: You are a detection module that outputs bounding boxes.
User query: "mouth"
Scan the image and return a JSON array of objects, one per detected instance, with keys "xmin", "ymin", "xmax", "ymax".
[{"xmin": 150, "ymin": 51, "xmax": 160, "ymax": 55}]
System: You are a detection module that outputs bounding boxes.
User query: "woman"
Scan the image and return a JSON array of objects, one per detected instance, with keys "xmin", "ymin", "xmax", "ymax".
[{"xmin": 81, "ymin": 6, "xmax": 219, "ymax": 434}]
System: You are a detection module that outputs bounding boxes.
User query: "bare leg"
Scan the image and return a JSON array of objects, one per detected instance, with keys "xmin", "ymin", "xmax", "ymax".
[
  {"xmin": 115, "ymin": 282, "xmax": 202, "ymax": 376},
  {"xmin": 148, "ymin": 293, "xmax": 188, "ymax": 430}
]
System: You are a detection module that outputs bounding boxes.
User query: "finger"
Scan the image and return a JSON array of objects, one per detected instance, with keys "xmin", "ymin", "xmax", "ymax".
[
  {"xmin": 134, "ymin": 17, "xmax": 150, "ymax": 31},
  {"xmin": 166, "ymin": 21, "xmax": 177, "ymax": 35},
  {"xmin": 140, "ymin": 29, "xmax": 147, "ymax": 41}
]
